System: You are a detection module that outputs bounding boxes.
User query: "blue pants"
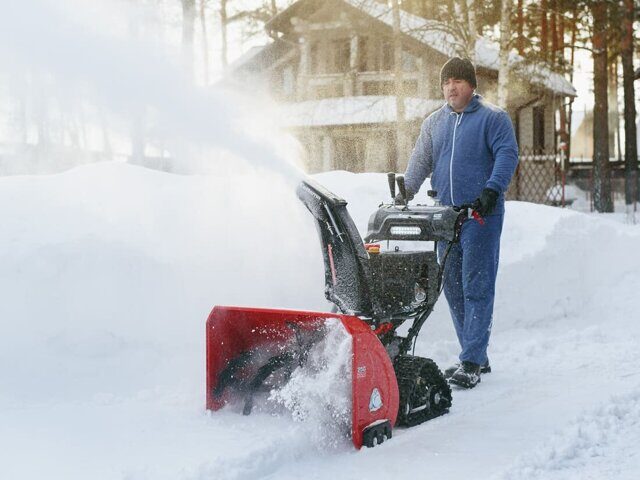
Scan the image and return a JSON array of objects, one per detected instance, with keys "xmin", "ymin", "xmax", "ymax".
[{"xmin": 437, "ymin": 214, "xmax": 504, "ymax": 365}]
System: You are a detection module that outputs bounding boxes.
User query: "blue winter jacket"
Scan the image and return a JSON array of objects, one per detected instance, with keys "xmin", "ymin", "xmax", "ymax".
[{"xmin": 404, "ymin": 94, "xmax": 519, "ymax": 215}]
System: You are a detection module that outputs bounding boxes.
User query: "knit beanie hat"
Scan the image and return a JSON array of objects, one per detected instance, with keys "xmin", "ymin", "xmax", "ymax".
[{"xmin": 440, "ymin": 57, "xmax": 477, "ymax": 88}]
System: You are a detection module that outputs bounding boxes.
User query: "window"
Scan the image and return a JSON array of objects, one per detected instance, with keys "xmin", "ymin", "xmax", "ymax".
[
  {"xmin": 403, "ymin": 80, "xmax": 418, "ymax": 96},
  {"xmin": 328, "ymin": 39, "xmax": 350, "ymax": 73},
  {"xmin": 533, "ymin": 106, "xmax": 545, "ymax": 152},
  {"xmin": 402, "ymin": 51, "xmax": 418, "ymax": 72},
  {"xmin": 334, "ymin": 136, "xmax": 366, "ymax": 172},
  {"xmin": 315, "ymin": 83, "xmax": 344, "ymax": 99},
  {"xmin": 363, "ymin": 81, "xmax": 394, "ymax": 95},
  {"xmin": 358, "ymin": 37, "xmax": 394, "ymax": 72},
  {"xmin": 358, "ymin": 37, "xmax": 369, "ymax": 72},
  {"xmin": 380, "ymin": 39, "xmax": 394, "ymax": 71},
  {"xmin": 311, "ymin": 39, "xmax": 350, "ymax": 74},
  {"xmin": 310, "ymin": 44, "xmax": 320, "ymax": 74}
]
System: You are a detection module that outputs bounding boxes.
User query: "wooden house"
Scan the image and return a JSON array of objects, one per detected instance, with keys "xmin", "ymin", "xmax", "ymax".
[{"xmin": 227, "ymin": 0, "xmax": 577, "ymax": 174}]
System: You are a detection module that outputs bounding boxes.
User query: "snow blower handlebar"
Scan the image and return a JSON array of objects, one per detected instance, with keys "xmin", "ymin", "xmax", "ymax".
[
  {"xmin": 387, "ymin": 172, "xmax": 396, "ymax": 199},
  {"xmin": 454, "ymin": 203, "xmax": 485, "ymax": 226}
]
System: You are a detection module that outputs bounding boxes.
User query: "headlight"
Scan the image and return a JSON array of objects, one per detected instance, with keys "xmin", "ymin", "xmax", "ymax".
[{"xmin": 390, "ymin": 226, "xmax": 421, "ymax": 236}]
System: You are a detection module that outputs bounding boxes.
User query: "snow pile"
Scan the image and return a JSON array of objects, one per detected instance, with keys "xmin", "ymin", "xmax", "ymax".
[
  {"xmin": 0, "ymin": 1, "xmax": 634, "ymax": 468},
  {"xmin": 1, "ymin": 166, "xmax": 640, "ymax": 479},
  {"xmin": 269, "ymin": 318, "xmax": 353, "ymax": 448},
  {"xmin": 499, "ymin": 390, "xmax": 640, "ymax": 480}
]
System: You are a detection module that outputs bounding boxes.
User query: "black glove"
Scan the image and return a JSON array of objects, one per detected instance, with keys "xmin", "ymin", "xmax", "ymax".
[
  {"xmin": 473, "ymin": 188, "xmax": 499, "ymax": 216},
  {"xmin": 394, "ymin": 191, "xmax": 414, "ymax": 205}
]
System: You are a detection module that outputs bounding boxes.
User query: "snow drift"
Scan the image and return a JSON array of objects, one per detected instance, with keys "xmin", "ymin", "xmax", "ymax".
[
  {"xmin": 4, "ymin": 2, "xmax": 635, "ymax": 477},
  {"xmin": 1, "ymin": 165, "xmax": 639, "ymax": 480}
]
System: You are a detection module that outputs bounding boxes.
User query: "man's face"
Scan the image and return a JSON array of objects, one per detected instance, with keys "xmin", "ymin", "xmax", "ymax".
[{"xmin": 442, "ymin": 78, "xmax": 475, "ymax": 112}]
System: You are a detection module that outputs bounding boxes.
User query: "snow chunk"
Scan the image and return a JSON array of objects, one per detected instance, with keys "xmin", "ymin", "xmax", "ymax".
[{"xmin": 269, "ymin": 318, "xmax": 353, "ymax": 448}]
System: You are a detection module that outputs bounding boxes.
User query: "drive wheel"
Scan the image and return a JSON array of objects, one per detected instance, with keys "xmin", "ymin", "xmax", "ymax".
[{"xmin": 394, "ymin": 355, "xmax": 452, "ymax": 427}]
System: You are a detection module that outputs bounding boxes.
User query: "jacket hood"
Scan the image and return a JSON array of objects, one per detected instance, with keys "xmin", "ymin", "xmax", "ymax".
[{"xmin": 442, "ymin": 94, "xmax": 483, "ymax": 114}]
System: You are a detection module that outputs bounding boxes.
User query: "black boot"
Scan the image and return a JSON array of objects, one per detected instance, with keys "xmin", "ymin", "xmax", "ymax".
[
  {"xmin": 444, "ymin": 361, "xmax": 491, "ymax": 379},
  {"xmin": 448, "ymin": 361, "xmax": 481, "ymax": 389}
]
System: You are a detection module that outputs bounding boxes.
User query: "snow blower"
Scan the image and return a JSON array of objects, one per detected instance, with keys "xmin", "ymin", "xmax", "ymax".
[{"xmin": 206, "ymin": 174, "xmax": 479, "ymax": 448}]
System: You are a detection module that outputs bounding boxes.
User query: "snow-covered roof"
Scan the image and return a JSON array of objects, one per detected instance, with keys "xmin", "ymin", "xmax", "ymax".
[
  {"xmin": 278, "ymin": 96, "xmax": 442, "ymax": 127},
  {"xmin": 226, "ymin": 39, "xmax": 292, "ymax": 75},
  {"xmin": 268, "ymin": 0, "xmax": 576, "ymax": 97},
  {"xmin": 227, "ymin": 45, "xmax": 265, "ymax": 72}
]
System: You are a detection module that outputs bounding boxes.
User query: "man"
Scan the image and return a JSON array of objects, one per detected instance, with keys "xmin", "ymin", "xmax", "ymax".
[{"xmin": 401, "ymin": 57, "xmax": 518, "ymax": 389}]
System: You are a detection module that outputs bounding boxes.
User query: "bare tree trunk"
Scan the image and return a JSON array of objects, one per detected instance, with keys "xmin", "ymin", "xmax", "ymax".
[
  {"xmin": 540, "ymin": 0, "xmax": 548, "ymax": 61},
  {"xmin": 591, "ymin": 1, "xmax": 613, "ymax": 212},
  {"xmin": 182, "ymin": 0, "xmax": 196, "ymax": 79},
  {"xmin": 497, "ymin": 0, "xmax": 511, "ymax": 108},
  {"xmin": 556, "ymin": 2, "xmax": 568, "ymax": 154},
  {"xmin": 270, "ymin": 0, "xmax": 277, "ymax": 16},
  {"xmin": 566, "ymin": 3, "xmax": 578, "ymax": 162},
  {"xmin": 557, "ymin": 3, "xmax": 564, "ymax": 66},
  {"xmin": 220, "ymin": 0, "xmax": 228, "ymax": 69},
  {"xmin": 608, "ymin": 61, "xmax": 620, "ymax": 160},
  {"xmin": 621, "ymin": 0, "xmax": 638, "ymax": 208},
  {"xmin": 466, "ymin": 0, "xmax": 477, "ymax": 61},
  {"xmin": 200, "ymin": 0, "xmax": 209, "ymax": 84},
  {"xmin": 517, "ymin": 0, "xmax": 524, "ymax": 55},
  {"xmin": 550, "ymin": 0, "xmax": 557, "ymax": 65},
  {"xmin": 392, "ymin": 0, "xmax": 405, "ymax": 172}
]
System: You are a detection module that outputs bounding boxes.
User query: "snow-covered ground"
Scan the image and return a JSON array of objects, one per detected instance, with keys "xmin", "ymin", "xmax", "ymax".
[
  {"xmin": 2, "ymin": 1, "xmax": 639, "ymax": 478},
  {"xmin": 1, "ymin": 164, "xmax": 639, "ymax": 480}
]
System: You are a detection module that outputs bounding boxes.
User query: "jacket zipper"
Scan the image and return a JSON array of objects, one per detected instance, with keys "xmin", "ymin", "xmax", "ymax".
[{"xmin": 449, "ymin": 112, "xmax": 464, "ymax": 205}]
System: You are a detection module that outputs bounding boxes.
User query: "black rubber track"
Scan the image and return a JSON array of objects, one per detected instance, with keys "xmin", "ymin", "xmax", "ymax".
[{"xmin": 394, "ymin": 355, "xmax": 452, "ymax": 427}]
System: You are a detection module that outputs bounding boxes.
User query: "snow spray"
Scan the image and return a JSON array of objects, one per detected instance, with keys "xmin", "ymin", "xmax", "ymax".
[
  {"xmin": 269, "ymin": 319, "xmax": 353, "ymax": 449},
  {"xmin": 0, "ymin": 0, "xmax": 303, "ymax": 180}
]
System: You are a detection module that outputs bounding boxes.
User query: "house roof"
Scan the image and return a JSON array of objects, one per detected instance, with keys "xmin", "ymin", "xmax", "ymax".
[
  {"xmin": 227, "ymin": 45, "xmax": 266, "ymax": 72},
  {"xmin": 278, "ymin": 96, "xmax": 443, "ymax": 127},
  {"xmin": 266, "ymin": 0, "xmax": 576, "ymax": 97},
  {"xmin": 226, "ymin": 39, "xmax": 291, "ymax": 74}
]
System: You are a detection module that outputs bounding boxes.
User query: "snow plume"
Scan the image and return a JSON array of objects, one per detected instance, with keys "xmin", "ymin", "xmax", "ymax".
[
  {"xmin": 0, "ymin": 0, "xmax": 302, "ymax": 178},
  {"xmin": 269, "ymin": 319, "xmax": 353, "ymax": 449}
]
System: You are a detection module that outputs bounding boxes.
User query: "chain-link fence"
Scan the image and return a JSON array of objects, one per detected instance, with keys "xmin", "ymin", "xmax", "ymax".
[
  {"xmin": 507, "ymin": 147, "xmax": 567, "ymax": 206},
  {"xmin": 507, "ymin": 149, "xmax": 639, "ymax": 211},
  {"xmin": 567, "ymin": 160, "xmax": 635, "ymax": 212}
]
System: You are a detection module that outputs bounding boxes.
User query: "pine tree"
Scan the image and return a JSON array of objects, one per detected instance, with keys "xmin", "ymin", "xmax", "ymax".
[
  {"xmin": 591, "ymin": 0, "xmax": 613, "ymax": 212},
  {"xmin": 497, "ymin": 0, "xmax": 512, "ymax": 108},
  {"xmin": 621, "ymin": 0, "xmax": 638, "ymax": 211}
]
